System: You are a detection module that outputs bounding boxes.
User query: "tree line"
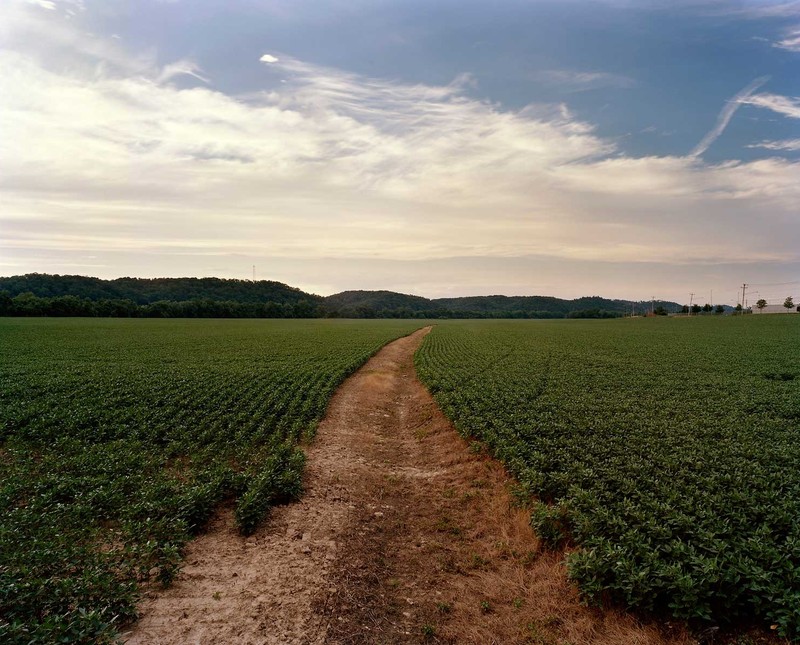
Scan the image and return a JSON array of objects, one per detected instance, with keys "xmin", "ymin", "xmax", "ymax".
[
  {"xmin": 0, "ymin": 292, "xmax": 622, "ymax": 320},
  {"xmin": 0, "ymin": 293, "xmax": 319, "ymax": 319},
  {"xmin": 679, "ymin": 303, "xmax": 726, "ymax": 315}
]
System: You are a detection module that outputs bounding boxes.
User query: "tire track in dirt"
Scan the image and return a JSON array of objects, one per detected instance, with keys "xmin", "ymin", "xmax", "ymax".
[{"xmin": 124, "ymin": 326, "xmax": 691, "ymax": 645}]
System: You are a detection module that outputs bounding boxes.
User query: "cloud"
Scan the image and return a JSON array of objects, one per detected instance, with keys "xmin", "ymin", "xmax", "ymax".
[
  {"xmin": 1, "ymin": 6, "xmax": 799, "ymax": 299},
  {"xmin": 156, "ymin": 59, "xmax": 210, "ymax": 84},
  {"xmin": 741, "ymin": 92, "xmax": 800, "ymax": 118},
  {"xmin": 748, "ymin": 138, "xmax": 800, "ymax": 151},
  {"xmin": 677, "ymin": 0, "xmax": 800, "ymax": 18},
  {"xmin": 0, "ymin": 2, "xmax": 153, "ymax": 77},
  {"xmin": 734, "ymin": 1, "xmax": 800, "ymax": 18},
  {"xmin": 586, "ymin": 0, "xmax": 800, "ymax": 18},
  {"xmin": 260, "ymin": 54, "xmax": 279, "ymax": 63},
  {"xmin": 775, "ymin": 27, "xmax": 800, "ymax": 50},
  {"xmin": 531, "ymin": 69, "xmax": 635, "ymax": 91},
  {"xmin": 26, "ymin": 0, "xmax": 56, "ymax": 9},
  {"xmin": 689, "ymin": 76, "xmax": 770, "ymax": 158},
  {"xmin": 22, "ymin": 0, "xmax": 85, "ymax": 14}
]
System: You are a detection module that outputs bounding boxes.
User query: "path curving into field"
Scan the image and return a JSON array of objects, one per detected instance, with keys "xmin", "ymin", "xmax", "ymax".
[{"xmin": 124, "ymin": 327, "xmax": 690, "ymax": 645}]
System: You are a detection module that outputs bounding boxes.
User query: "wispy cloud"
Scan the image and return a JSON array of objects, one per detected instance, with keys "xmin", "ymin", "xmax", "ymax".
[
  {"xmin": 23, "ymin": 0, "xmax": 85, "ymax": 14},
  {"xmin": 748, "ymin": 138, "xmax": 800, "ymax": 151},
  {"xmin": 689, "ymin": 76, "xmax": 770, "ymax": 158},
  {"xmin": 591, "ymin": 0, "xmax": 800, "ymax": 19},
  {"xmin": 259, "ymin": 54, "xmax": 279, "ymax": 63},
  {"xmin": 774, "ymin": 26, "xmax": 800, "ymax": 50},
  {"xmin": 531, "ymin": 69, "xmax": 635, "ymax": 92},
  {"xmin": 735, "ymin": 0, "xmax": 800, "ymax": 18},
  {"xmin": 156, "ymin": 60, "xmax": 210, "ymax": 84},
  {"xmin": 684, "ymin": 0, "xmax": 800, "ymax": 18},
  {"xmin": 25, "ymin": 0, "xmax": 56, "ymax": 9},
  {"xmin": 0, "ymin": 2, "xmax": 152, "ymax": 76},
  {"xmin": 742, "ymin": 92, "xmax": 800, "ymax": 118}
]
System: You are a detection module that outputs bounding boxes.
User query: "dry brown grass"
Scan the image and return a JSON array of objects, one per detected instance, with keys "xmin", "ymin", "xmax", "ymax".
[{"xmin": 321, "ymin": 329, "xmax": 694, "ymax": 645}]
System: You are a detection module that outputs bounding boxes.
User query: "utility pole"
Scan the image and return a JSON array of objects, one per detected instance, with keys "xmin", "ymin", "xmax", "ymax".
[
  {"xmin": 741, "ymin": 283, "xmax": 747, "ymax": 314},
  {"xmin": 651, "ymin": 296, "xmax": 655, "ymax": 315},
  {"xmin": 689, "ymin": 292, "xmax": 694, "ymax": 315},
  {"xmin": 252, "ymin": 265, "xmax": 256, "ymax": 282},
  {"xmin": 710, "ymin": 290, "xmax": 713, "ymax": 307}
]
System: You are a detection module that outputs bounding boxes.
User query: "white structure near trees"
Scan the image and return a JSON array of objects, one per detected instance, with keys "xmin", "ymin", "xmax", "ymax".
[{"xmin": 752, "ymin": 303, "xmax": 799, "ymax": 314}]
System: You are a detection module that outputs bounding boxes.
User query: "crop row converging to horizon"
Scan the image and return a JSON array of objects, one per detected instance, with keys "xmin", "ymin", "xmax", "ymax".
[
  {"xmin": 1, "ymin": 316, "xmax": 799, "ymax": 642},
  {"xmin": 0, "ymin": 318, "xmax": 422, "ymax": 643},
  {"xmin": 417, "ymin": 317, "xmax": 800, "ymax": 639}
]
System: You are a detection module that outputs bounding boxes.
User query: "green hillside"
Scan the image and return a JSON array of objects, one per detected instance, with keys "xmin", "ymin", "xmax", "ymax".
[
  {"xmin": 323, "ymin": 290, "xmax": 436, "ymax": 316},
  {"xmin": 0, "ymin": 274, "xmax": 320, "ymax": 306},
  {"xmin": 325, "ymin": 290, "xmax": 683, "ymax": 318},
  {"xmin": 0, "ymin": 274, "xmax": 688, "ymax": 318}
]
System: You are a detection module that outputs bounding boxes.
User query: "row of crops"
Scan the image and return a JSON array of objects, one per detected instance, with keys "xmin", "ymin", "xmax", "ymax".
[
  {"xmin": 0, "ymin": 318, "xmax": 421, "ymax": 643},
  {"xmin": 416, "ymin": 316, "xmax": 800, "ymax": 639}
]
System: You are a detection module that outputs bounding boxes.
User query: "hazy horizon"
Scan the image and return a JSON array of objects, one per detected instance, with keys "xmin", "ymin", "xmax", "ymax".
[{"xmin": 2, "ymin": 0, "xmax": 799, "ymax": 306}]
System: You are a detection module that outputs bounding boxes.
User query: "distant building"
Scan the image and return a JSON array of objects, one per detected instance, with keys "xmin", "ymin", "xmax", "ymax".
[{"xmin": 753, "ymin": 304, "xmax": 799, "ymax": 314}]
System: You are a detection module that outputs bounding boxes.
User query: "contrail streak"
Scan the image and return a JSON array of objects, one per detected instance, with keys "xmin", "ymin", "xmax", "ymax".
[{"xmin": 689, "ymin": 75, "xmax": 770, "ymax": 158}]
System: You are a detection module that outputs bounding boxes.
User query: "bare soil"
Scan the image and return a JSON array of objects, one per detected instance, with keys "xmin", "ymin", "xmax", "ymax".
[{"xmin": 124, "ymin": 327, "xmax": 693, "ymax": 645}]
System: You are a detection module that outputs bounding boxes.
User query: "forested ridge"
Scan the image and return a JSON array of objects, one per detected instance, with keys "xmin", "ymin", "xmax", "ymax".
[
  {"xmin": 0, "ymin": 274, "xmax": 317, "ymax": 305},
  {"xmin": 0, "ymin": 274, "xmax": 682, "ymax": 318}
]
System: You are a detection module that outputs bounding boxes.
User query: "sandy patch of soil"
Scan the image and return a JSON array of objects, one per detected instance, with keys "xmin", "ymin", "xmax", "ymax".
[{"xmin": 124, "ymin": 327, "xmax": 692, "ymax": 645}]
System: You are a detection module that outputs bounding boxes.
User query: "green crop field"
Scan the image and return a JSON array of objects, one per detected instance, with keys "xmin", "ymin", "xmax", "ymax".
[
  {"xmin": 3, "ymin": 315, "xmax": 799, "ymax": 642},
  {"xmin": 416, "ymin": 316, "xmax": 800, "ymax": 638},
  {"xmin": 0, "ymin": 318, "xmax": 421, "ymax": 643}
]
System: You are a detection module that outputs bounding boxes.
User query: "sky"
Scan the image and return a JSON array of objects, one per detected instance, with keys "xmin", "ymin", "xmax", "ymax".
[{"xmin": 1, "ymin": 0, "xmax": 799, "ymax": 304}]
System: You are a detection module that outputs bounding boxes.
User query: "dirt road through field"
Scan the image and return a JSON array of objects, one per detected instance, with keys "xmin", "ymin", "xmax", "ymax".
[{"xmin": 125, "ymin": 326, "xmax": 690, "ymax": 645}]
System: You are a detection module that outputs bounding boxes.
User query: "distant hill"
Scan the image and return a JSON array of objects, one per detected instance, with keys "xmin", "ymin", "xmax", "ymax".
[
  {"xmin": 0, "ymin": 273, "xmax": 320, "ymax": 306},
  {"xmin": 0, "ymin": 273, "xmax": 690, "ymax": 318},
  {"xmin": 324, "ymin": 290, "xmax": 684, "ymax": 318},
  {"xmin": 323, "ymin": 290, "xmax": 436, "ymax": 316}
]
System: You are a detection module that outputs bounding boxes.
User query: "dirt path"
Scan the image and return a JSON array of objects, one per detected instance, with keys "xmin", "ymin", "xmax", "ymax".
[{"xmin": 124, "ymin": 327, "xmax": 691, "ymax": 645}]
